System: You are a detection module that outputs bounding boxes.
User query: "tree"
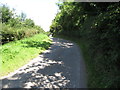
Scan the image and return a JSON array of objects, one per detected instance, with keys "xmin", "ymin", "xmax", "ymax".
[
  {"xmin": 20, "ymin": 12, "xmax": 26, "ymax": 21},
  {"xmin": 24, "ymin": 18, "xmax": 35, "ymax": 27},
  {"xmin": 1, "ymin": 5, "xmax": 13, "ymax": 23}
]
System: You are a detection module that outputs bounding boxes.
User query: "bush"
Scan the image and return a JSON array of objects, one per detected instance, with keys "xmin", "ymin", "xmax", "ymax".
[
  {"xmin": 2, "ymin": 23, "xmax": 44, "ymax": 44},
  {"xmin": 1, "ymin": 5, "xmax": 45, "ymax": 44},
  {"xmin": 87, "ymin": 6, "xmax": 120, "ymax": 87}
]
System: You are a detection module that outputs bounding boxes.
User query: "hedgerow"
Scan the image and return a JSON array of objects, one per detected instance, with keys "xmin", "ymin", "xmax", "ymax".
[{"xmin": 50, "ymin": 2, "xmax": 120, "ymax": 88}]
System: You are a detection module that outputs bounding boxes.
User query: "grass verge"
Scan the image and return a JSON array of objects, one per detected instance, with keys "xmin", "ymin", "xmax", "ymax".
[{"xmin": 0, "ymin": 34, "xmax": 52, "ymax": 77}]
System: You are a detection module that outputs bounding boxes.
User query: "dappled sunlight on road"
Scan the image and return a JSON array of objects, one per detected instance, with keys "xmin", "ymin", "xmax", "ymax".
[
  {"xmin": 2, "ymin": 37, "xmax": 87, "ymax": 88},
  {"xmin": 51, "ymin": 38, "xmax": 74, "ymax": 49},
  {"xmin": 24, "ymin": 72, "xmax": 70, "ymax": 88},
  {"xmin": 2, "ymin": 57, "xmax": 70, "ymax": 88}
]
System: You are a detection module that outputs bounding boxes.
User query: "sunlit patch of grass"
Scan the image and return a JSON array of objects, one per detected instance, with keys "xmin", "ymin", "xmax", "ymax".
[{"xmin": 0, "ymin": 34, "xmax": 52, "ymax": 77}]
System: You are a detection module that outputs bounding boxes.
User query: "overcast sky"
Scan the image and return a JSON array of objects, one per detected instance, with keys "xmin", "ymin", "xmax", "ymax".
[{"xmin": 0, "ymin": 0, "xmax": 59, "ymax": 31}]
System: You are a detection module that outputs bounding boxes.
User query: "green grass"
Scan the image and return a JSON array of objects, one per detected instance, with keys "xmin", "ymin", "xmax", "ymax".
[{"xmin": 0, "ymin": 34, "xmax": 52, "ymax": 77}]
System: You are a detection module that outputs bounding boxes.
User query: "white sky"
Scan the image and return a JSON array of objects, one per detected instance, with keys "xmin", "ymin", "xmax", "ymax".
[{"xmin": 0, "ymin": 0, "xmax": 59, "ymax": 31}]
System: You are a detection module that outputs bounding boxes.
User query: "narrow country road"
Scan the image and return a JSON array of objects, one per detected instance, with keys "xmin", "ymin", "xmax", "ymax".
[{"xmin": 1, "ymin": 38, "xmax": 87, "ymax": 88}]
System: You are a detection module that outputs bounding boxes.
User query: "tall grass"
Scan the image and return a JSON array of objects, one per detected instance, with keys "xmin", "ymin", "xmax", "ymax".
[{"xmin": 0, "ymin": 34, "xmax": 51, "ymax": 77}]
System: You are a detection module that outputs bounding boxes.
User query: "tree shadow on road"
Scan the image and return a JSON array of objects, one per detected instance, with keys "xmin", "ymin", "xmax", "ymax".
[
  {"xmin": 2, "ymin": 59, "xmax": 70, "ymax": 88},
  {"xmin": 1, "ymin": 38, "xmax": 75, "ymax": 88}
]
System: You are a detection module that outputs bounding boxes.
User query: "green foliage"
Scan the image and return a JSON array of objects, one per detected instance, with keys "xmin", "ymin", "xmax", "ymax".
[
  {"xmin": 20, "ymin": 12, "xmax": 26, "ymax": 21},
  {"xmin": 0, "ymin": 4, "xmax": 50, "ymax": 78},
  {"xmin": 45, "ymin": 31, "xmax": 51, "ymax": 36},
  {"xmin": 1, "ymin": 5, "xmax": 13, "ymax": 23},
  {"xmin": 23, "ymin": 18, "xmax": 35, "ymax": 27},
  {"xmin": 1, "ymin": 5, "xmax": 45, "ymax": 44},
  {"xmin": 50, "ymin": 2, "xmax": 120, "ymax": 88},
  {"xmin": 0, "ymin": 34, "xmax": 51, "ymax": 77},
  {"xmin": 2, "ymin": 23, "xmax": 43, "ymax": 44}
]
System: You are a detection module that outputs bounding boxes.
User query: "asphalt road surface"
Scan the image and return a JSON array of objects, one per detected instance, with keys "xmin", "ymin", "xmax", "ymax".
[{"xmin": 1, "ymin": 37, "xmax": 87, "ymax": 88}]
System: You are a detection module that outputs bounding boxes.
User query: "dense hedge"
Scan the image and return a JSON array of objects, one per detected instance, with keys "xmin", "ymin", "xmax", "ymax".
[
  {"xmin": 50, "ymin": 2, "xmax": 120, "ymax": 88},
  {"xmin": 85, "ymin": 6, "xmax": 120, "ymax": 87},
  {"xmin": 1, "ymin": 24, "xmax": 44, "ymax": 44},
  {"xmin": 1, "ymin": 5, "xmax": 45, "ymax": 44}
]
